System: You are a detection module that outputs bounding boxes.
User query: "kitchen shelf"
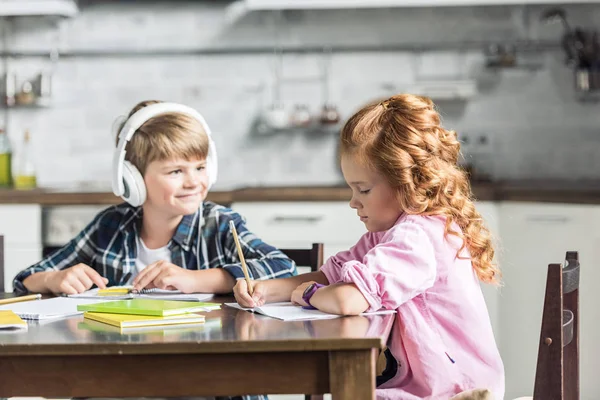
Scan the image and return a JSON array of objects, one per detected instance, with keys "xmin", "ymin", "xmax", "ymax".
[{"xmin": 0, "ymin": 40, "xmax": 561, "ymax": 59}]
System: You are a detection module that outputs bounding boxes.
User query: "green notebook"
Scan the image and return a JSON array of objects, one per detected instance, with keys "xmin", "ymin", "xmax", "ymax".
[{"xmin": 76, "ymin": 299, "xmax": 220, "ymax": 317}]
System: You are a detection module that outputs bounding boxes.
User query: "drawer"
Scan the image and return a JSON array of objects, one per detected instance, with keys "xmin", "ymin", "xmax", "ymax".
[
  {"xmin": 0, "ymin": 204, "xmax": 42, "ymax": 245},
  {"xmin": 232, "ymin": 202, "xmax": 367, "ymax": 245}
]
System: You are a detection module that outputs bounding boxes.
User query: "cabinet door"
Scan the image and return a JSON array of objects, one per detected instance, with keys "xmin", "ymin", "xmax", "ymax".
[
  {"xmin": 0, "ymin": 204, "xmax": 42, "ymax": 291},
  {"xmin": 474, "ymin": 201, "xmax": 501, "ymax": 341},
  {"xmin": 498, "ymin": 202, "xmax": 599, "ymax": 399}
]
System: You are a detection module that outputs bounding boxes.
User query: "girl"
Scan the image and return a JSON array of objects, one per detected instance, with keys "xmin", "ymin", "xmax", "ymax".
[{"xmin": 234, "ymin": 94, "xmax": 504, "ymax": 400}]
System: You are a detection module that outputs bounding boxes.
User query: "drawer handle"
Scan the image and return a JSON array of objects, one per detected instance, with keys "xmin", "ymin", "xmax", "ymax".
[
  {"xmin": 525, "ymin": 215, "xmax": 570, "ymax": 224},
  {"xmin": 270, "ymin": 215, "xmax": 323, "ymax": 224}
]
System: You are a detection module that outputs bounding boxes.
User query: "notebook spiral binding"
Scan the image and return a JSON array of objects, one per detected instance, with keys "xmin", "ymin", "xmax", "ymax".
[{"xmin": 18, "ymin": 313, "xmax": 41, "ymax": 320}]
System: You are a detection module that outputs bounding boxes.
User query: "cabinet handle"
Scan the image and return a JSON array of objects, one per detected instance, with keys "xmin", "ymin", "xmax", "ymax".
[
  {"xmin": 525, "ymin": 215, "xmax": 570, "ymax": 224},
  {"xmin": 269, "ymin": 215, "xmax": 323, "ymax": 224}
]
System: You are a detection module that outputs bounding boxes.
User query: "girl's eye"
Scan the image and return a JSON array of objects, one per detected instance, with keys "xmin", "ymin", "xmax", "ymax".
[
  {"xmin": 169, "ymin": 169, "xmax": 182, "ymax": 175},
  {"xmin": 196, "ymin": 166, "xmax": 205, "ymax": 171},
  {"xmin": 359, "ymin": 189, "xmax": 371, "ymax": 194}
]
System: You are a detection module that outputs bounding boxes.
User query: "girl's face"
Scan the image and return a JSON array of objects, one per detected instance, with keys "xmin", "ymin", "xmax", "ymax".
[
  {"xmin": 341, "ymin": 153, "xmax": 403, "ymax": 232},
  {"xmin": 143, "ymin": 157, "xmax": 208, "ymax": 217}
]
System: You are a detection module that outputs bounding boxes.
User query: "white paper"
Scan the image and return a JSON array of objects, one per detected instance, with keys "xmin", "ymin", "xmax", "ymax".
[
  {"xmin": 225, "ymin": 302, "xmax": 396, "ymax": 321},
  {"xmin": 0, "ymin": 297, "xmax": 108, "ymax": 320}
]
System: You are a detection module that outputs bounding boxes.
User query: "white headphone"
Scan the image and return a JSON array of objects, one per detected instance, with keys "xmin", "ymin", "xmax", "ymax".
[{"xmin": 112, "ymin": 102, "xmax": 218, "ymax": 207}]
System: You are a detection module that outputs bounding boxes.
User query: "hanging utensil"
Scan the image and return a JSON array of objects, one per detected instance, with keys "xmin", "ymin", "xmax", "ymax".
[
  {"xmin": 319, "ymin": 46, "xmax": 340, "ymax": 126},
  {"xmin": 540, "ymin": 8, "xmax": 579, "ymax": 66}
]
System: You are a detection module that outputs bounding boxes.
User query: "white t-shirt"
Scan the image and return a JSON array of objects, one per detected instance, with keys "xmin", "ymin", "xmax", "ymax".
[{"xmin": 135, "ymin": 236, "xmax": 172, "ymax": 276}]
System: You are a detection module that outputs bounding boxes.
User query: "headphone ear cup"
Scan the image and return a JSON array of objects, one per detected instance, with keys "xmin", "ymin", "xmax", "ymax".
[
  {"xmin": 121, "ymin": 161, "xmax": 146, "ymax": 207},
  {"xmin": 207, "ymin": 137, "xmax": 218, "ymax": 188}
]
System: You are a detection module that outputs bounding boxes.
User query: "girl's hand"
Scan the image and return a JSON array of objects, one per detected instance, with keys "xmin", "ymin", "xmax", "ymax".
[
  {"xmin": 291, "ymin": 281, "xmax": 317, "ymax": 308},
  {"xmin": 233, "ymin": 279, "xmax": 268, "ymax": 308},
  {"xmin": 46, "ymin": 264, "xmax": 108, "ymax": 295},
  {"xmin": 132, "ymin": 260, "xmax": 196, "ymax": 293}
]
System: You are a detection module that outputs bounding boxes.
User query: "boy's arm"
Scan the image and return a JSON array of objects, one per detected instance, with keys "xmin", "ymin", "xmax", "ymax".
[
  {"xmin": 219, "ymin": 213, "xmax": 297, "ymax": 282},
  {"xmin": 14, "ymin": 216, "xmax": 101, "ymax": 294}
]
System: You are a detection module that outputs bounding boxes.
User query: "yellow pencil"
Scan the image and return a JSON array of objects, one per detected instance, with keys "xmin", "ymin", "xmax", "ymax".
[
  {"xmin": 0, "ymin": 293, "xmax": 42, "ymax": 306},
  {"xmin": 229, "ymin": 220, "xmax": 253, "ymax": 295}
]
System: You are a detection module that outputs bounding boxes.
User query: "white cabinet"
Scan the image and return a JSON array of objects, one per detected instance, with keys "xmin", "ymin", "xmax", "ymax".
[
  {"xmin": 498, "ymin": 202, "xmax": 600, "ymax": 400},
  {"xmin": 475, "ymin": 201, "xmax": 501, "ymax": 340},
  {"xmin": 232, "ymin": 201, "xmax": 367, "ymax": 274},
  {"xmin": 0, "ymin": 204, "xmax": 42, "ymax": 292}
]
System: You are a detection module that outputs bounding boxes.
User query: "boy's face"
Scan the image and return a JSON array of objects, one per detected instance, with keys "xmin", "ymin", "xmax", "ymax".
[
  {"xmin": 143, "ymin": 157, "xmax": 208, "ymax": 217},
  {"xmin": 341, "ymin": 153, "xmax": 403, "ymax": 232}
]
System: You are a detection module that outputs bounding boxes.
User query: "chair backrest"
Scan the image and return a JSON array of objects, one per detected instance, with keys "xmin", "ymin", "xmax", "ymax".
[
  {"xmin": 533, "ymin": 251, "xmax": 580, "ymax": 400},
  {"xmin": 280, "ymin": 243, "xmax": 324, "ymax": 273},
  {"xmin": 0, "ymin": 235, "xmax": 4, "ymax": 292}
]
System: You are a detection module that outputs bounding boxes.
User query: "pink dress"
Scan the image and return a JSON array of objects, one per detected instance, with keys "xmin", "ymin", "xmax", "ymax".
[{"xmin": 320, "ymin": 214, "xmax": 504, "ymax": 400}]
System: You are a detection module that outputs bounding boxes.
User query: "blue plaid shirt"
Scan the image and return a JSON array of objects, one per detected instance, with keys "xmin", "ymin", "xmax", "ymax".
[{"xmin": 14, "ymin": 201, "xmax": 297, "ymax": 294}]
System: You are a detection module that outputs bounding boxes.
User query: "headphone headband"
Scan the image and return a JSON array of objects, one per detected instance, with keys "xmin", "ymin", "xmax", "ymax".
[{"xmin": 112, "ymin": 102, "xmax": 218, "ymax": 203}]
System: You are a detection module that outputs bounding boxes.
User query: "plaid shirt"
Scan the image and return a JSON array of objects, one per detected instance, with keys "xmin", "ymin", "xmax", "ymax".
[
  {"xmin": 14, "ymin": 201, "xmax": 297, "ymax": 400},
  {"xmin": 14, "ymin": 201, "xmax": 297, "ymax": 294}
]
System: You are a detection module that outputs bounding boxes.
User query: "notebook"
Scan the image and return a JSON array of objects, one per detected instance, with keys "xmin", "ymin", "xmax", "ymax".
[
  {"xmin": 0, "ymin": 297, "xmax": 107, "ymax": 320},
  {"xmin": 69, "ymin": 287, "xmax": 214, "ymax": 302},
  {"xmin": 83, "ymin": 311, "xmax": 205, "ymax": 329},
  {"xmin": 225, "ymin": 302, "xmax": 396, "ymax": 321},
  {"xmin": 77, "ymin": 298, "xmax": 221, "ymax": 317},
  {"xmin": 0, "ymin": 310, "xmax": 28, "ymax": 330}
]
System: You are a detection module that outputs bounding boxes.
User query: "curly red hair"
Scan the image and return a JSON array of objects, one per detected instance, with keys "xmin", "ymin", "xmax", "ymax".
[{"xmin": 340, "ymin": 94, "xmax": 499, "ymax": 284}]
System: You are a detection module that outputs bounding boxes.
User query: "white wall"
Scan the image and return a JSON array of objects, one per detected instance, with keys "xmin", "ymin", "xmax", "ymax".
[{"xmin": 1, "ymin": 2, "xmax": 600, "ymax": 189}]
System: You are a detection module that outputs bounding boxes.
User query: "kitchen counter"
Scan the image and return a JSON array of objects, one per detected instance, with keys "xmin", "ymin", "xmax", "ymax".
[{"xmin": 0, "ymin": 181, "xmax": 600, "ymax": 205}]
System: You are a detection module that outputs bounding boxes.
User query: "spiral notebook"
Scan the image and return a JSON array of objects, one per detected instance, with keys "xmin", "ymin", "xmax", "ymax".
[
  {"xmin": 0, "ymin": 297, "xmax": 107, "ymax": 320},
  {"xmin": 69, "ymin": 287, "xmax": 214, "ymax": 302}
]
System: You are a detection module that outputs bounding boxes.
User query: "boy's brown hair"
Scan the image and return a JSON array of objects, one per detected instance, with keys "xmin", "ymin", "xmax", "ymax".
[{"xmin": 117, "ymin": 100, "xmax": 209, "ymax": 175}]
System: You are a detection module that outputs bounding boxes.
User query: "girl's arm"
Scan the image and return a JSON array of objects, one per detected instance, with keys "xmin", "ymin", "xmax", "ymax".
[{"xmin": 296, "ymin": 282, "xmax": 370, "ymax": 315}]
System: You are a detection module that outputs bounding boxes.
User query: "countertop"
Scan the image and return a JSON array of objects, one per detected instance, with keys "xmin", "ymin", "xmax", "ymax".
[{"xmin": 1, "ymin": 181, "xmax": 600, "ymax": 205}]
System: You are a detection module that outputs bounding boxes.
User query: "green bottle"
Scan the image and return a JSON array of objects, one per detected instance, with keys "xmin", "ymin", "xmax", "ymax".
[{"xmin": 0, "ymin": 129, "xmax": 12, "ymax": 188}]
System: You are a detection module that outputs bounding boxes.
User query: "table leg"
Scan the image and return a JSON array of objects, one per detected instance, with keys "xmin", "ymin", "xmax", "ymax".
[{"xmin": 329, "ymin": 349, "xmax": 376, "ymax": 400}]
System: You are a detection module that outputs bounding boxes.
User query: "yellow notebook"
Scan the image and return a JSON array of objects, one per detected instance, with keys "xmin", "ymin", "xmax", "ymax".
[
  {"xmin": 83, "ymin": 311, "xmax": 205, "ymax": 329},
  {"xmin": 0, "ymin": 310, "xmax": 28, "ymax": 330}
]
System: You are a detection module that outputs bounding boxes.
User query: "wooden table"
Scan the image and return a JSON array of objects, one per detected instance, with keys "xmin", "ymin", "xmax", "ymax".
[{"xmin": 0, "ymin": 296, "xmax": 394, "ymax": 399}]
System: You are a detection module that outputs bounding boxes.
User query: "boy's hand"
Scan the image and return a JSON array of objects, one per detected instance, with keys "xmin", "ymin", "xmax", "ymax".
[
  {"xmin": 233, "ymin": 279, "xmax": 268, "ymax": 308},
  {"xmin": 46, "ymin": 264, "xmax": 108, "ymax": 295},
  {"xmin": 291, "ymin": 281, "xmax": 316, "ymax": 308},
  {"xmin": 132, "ymin": 260, "xmax": 196, "ymax": 293}
]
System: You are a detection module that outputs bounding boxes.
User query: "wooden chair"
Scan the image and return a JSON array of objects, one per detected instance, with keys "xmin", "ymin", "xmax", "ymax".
[
  {"xmin": 280, "ymin": 243, "xmax": 324, "ymax": 273},
  {"xmin": 531, "ymin": 251, "xmax": 580, "ymax": 400},
  {"xmin": 452, "ymin": 251, "xmax": 580, "ymax": 400}
]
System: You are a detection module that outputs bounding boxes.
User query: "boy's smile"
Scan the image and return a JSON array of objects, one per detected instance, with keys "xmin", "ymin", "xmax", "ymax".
[{"xmin": 143, "ymin": 157, "xmax": 208, "ymax": 217}]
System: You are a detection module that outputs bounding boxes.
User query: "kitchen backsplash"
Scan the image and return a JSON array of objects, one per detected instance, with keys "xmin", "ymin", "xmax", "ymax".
[{"xmin": 2, "ymin": 2, "xmax": 600, "ymax": 189}]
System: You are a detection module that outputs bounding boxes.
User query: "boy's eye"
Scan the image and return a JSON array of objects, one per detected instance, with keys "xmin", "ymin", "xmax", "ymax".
[
  {"xmin": 169, "ymin": 169, "xmax": 182, "ymax": 175},
  {"xmin": 359, "ymin": 189, "xmax": 371, "ymax": 194},
  {"xmin": 196, "ymin": 166, "xmax": 206, "ymax": 171}
]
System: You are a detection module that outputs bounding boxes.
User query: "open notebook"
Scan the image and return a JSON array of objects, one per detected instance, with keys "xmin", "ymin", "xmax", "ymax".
[
  {"xmin": 69, "ymin": 287, "xmax": 214, "ymax": 302},
  {"xmin": 225, "ymin": 302, "xmax": 396, "ymax": 321},
  {"xmin": 0, "ymin": 297, "xmax": 107, "ymax": 320}
]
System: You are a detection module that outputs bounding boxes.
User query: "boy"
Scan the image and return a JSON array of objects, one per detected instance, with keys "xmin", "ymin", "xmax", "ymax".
[{"xmin": 14, "ymin": 100, "xmax": 296, "ymax": 297}]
